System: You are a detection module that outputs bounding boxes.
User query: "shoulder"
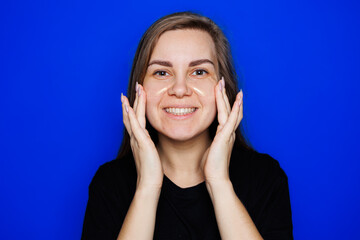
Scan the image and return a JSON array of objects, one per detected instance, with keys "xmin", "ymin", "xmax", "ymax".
[
  {"xmin": 249, "ymin": 151, "xmax": 288, "ymax": 195},
  {"xmin": 230, "ymin": 146, "xmax": 287, "ymax": 181},
  {"xmin": 230, "ymin": 147, "xmax": 293, "ymax": 238},
  {"xmin": 229, "ymin": 146, "xmax": 289, "ymax": 198},
  {"xmin": 82, "ymin": 155, "xmax": 137, "ymax": 238},
  {"xmin": 89, "ymin": 154, "xmax": 137, "ymax": 193},
  {"xmin": 250, "ymin": 150, "xmax": 287, "ymax": 181}
]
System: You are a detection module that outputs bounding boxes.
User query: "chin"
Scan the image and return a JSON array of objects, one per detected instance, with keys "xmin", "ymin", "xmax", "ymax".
[{"xmin": 158, "ymin": 127, "xmax": 209, "ymax": 142}]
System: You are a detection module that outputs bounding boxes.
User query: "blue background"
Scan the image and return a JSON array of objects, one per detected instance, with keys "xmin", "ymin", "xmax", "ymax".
[{"xmin": 1, "ymin": 0, "xmax": 359, "ymax": 239}]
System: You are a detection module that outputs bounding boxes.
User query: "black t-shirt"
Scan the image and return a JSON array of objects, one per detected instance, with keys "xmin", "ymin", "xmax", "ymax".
[{"xmin": 81, "ymin": 146, "xmax": 293, "ymax": 240}]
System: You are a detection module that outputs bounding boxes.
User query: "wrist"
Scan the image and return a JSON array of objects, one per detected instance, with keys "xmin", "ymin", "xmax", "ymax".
[
  {"xmin": 205, "ymin": 175, "xmax": 231, "ymax": 187},
  {"xmin": 205, "ymin": 177, "xmax": 232, "ymax": 189},
  {"xmin": 136, "ymin": 175, "xmax": 163, "ymax": 190},
  {"xmin": 136, "ymin": 178, "xmax": 163, "ymax": 192},
  {"xmin": 135, "ymin": 184, "xmax": 162, "ymax": 200},
  {"xmin": 205, "ymin": 178, "xmax": 233, "ymax": 199}
]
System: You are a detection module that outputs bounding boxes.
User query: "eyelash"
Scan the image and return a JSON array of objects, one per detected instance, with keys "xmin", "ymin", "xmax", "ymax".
[
  {"xmin": 153, "ymin": 69, "xmax": 209, "ymax": 77},
  {"xmin": 192, "ymin": 69, "xmax": 208, "ymax": 76}
]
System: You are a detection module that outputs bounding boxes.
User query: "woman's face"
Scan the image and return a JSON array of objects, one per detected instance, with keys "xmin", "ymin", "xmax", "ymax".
[{"xmin": 143, "ymin": 29, "xmax": 219, "ymax": 142}]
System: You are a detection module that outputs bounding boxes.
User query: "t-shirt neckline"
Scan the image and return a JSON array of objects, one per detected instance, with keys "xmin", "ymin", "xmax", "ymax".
[{"xmin": 163, "ymin": 174, "xmax": 206, "ymax": 199}]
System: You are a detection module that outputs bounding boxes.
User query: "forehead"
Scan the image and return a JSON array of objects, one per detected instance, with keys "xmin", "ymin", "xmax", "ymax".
[{"xmin": 150, "ymin": 29, "xmax": 217, "ymax": 63}]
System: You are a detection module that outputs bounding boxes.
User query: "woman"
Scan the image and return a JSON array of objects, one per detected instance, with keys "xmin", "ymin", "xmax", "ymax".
[{"xmin": 82, "ymin": 11, "xmax": 293, "ymax": 240}]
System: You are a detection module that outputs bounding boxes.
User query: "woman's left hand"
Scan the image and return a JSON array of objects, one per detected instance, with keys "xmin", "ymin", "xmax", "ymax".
[{"xmin": 201, "ymin": 77, "xmax": 243, "ymax": 185}]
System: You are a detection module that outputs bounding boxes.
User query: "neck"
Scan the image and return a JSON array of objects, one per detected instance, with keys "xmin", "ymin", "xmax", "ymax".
[{"xmin": 156, "ymin": 130, "xmax": 211, "ymax": 181}]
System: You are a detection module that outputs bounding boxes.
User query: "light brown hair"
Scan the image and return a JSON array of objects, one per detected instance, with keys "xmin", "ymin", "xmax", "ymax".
[{"xmin": 116, "ymin": 11, "xmax": 253, "ymax": 160}]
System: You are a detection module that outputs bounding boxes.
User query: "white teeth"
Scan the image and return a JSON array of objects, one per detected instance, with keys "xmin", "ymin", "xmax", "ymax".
[{"xmin": 165, "ymin": 108, "xmax": 196, "ymax": 115}]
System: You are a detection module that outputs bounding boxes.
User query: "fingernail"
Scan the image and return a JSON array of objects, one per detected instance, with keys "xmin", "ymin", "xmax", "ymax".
[
  {"xmin": 125, "ymin": 104, "xmax": 129, "ymax": 113},
  {"xmin": 238, "ymin": 89, "xmax": 243, "ymax": 106},
  {"xmin": 136, "ymin": 82, "xmax": 139, "ymax": 92},
  {"xmin": 121, "ymin": 93, "xmax": 123, "ymax": 102},
  {"xmin": 221, "ymin": 76, "xmax": 225, "ymax": 89},
  {"xmin": 138, "ymin": 86, "xmax": 141, "ymax": 96},
  {"xmin": 219, "ymin": 80, "xmax": 223, "ymax": 92}
]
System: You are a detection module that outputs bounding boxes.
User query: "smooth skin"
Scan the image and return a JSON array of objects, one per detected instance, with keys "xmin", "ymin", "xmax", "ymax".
[{"xmin": 117, "ymin": 29, "xmax": 263, "ymax": 240}]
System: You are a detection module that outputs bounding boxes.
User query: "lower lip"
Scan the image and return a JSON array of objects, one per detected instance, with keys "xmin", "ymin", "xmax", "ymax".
[{"xmin": 163, "ymin": 109, "xmax": 197, "ymax": 120}]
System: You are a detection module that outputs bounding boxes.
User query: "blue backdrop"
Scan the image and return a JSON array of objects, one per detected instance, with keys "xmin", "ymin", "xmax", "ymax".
[{"xmin": 1, "ymin": 0, "xmax": 359, "ymax": 239}]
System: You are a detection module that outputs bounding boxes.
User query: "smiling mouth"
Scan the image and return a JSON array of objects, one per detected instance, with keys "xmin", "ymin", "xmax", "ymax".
[{"xmin": 164, "ymin": 107, "xmax": 197, "ymax": 115}]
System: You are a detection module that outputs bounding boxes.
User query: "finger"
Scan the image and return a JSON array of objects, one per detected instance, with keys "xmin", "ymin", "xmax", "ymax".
[
  {"xmin": 121, "ymin": 94, "xmax": 133, "ymax": 137},
  {"xmin": 135, "ymin": 84, "xmax": 146, "ymax": 128},
  {"xmin": 235, "ymin": 90, "xmax": 244, "ymax": 130},
  {"xmin": 127, "ymin": 102, "xmax": 148, "ymax": 145},
  {"xmin": 122, "ymin": 94, "xmax": 132, "ymax": 137},
  {"xmin": 215, "ymin": 79, "xmax": 228, "ymax": 125},
  {"xmin": 221, "ymin": 77, "xmax": 231, "ymax": 114},
  {"xmin": 221, "ymin": 91, "xmax": 242, "ymax": 139},
  {"xmin": 133, "ymin": 81, "xmax": 139, "ymax": 111}
]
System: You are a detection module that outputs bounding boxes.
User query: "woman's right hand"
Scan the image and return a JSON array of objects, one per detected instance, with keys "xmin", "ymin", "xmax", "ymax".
[{"xmin": 121, "ymin": 83, "xmax": 164, "ymax": 191}]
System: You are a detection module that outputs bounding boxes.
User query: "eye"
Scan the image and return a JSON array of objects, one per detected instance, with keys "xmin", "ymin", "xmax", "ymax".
[
  {"xmin": 153, "ymin": 71, "xmax": 169, "ymax": 77},
  {"xmin": 192, "ymin": 69, "xmax": 208, "ymax": 76}
]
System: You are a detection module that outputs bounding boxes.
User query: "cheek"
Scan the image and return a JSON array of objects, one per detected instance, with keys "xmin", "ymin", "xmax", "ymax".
[
  {"xmin": 145, "ymin": 95, "xmax": 158, "ymax": 113},
  {"xmin": 147, "ymin": 87, "xmax": 167, "ymax": 98},
  {"xmin": 143, "ymin": 80, "xmax": 169, "ymax": 99},
  {"xmin": 144, "ymin": 89, "xmax": 161, "ymax": 121},
  {"xmin": 208, "ymin": 97, "xmax": 217, "ymax": 114},
  {"xmin": 190, "ymin": 78, "xmax": 217, "ymax": 96},
  {"xmin": 195, "ymin": 83, "xmax": 216, "ymax": 103},
  {"xmin": 201, "ymin": 92, "xmax": 217, "ymax": 115}
]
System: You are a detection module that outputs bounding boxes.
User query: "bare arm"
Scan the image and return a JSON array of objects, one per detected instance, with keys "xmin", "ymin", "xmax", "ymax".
[
  {"xmin": 117, "ymin": 186, "xmax": 161, "ymax": 240},
  {"xmin": 202, "ymin": 79, "xmax": 262, "ymax": 239},
  {"xmin": 118, "ymin": 85, "xmax": 164, "ymax": 239},
  {"xmin": 206, "ymin": 180, "xmax": 263, "ymax": 240}
]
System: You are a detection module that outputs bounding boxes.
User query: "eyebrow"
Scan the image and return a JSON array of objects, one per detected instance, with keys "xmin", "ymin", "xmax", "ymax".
[{"xmin": 147, "ymin": 59, "xmax": 215, "ymax": 68}]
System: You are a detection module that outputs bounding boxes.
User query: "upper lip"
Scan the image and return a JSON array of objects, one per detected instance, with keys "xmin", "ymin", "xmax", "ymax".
[{"xmin": 163, "ymin": 106, "xmax": 198, "ymax": 109}]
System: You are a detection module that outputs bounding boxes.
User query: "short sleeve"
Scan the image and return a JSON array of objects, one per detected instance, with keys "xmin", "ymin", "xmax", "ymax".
[
  {"xmin": 81, "ymin": 162, "xmax": 133, "ymax": 240},
  {"xmin": 252, "ymin": 154, "xmax": 293, "ymax": 240}
]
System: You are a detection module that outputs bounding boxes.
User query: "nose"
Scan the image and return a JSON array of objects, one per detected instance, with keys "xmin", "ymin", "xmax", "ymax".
[{"xmin": 168, "ymin": 76, "xmax": 193, "ymax": 98}]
